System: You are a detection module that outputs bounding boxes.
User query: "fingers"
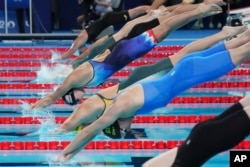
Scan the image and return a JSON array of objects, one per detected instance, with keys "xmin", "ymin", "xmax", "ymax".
[
  {"xmin": 55, "ymin": 154, "xmax": 65, "ymax": 162},
  {"xmin": 55, "ymin": 153, "xmax": 72, "ymax": 163},
  {"xmin": 65, "ymin": 154, "xmax": 73, "ymax": 161},
  {"xmin": 29, "ymin": 97, "xmax": 48, "ymax": 110}
]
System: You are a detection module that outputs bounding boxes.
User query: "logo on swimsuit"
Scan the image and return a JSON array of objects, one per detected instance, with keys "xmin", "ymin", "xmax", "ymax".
[
  {"xmin": 123, "ymin": 14, "xmax": 128, "ymax": 21},
  {"xmin": 170, "ymin": 70, "xmax": 175, "ymax": 76},
  {"xmin": 103, "ymin": 120, "xmax": 122, "ymax": 139}
]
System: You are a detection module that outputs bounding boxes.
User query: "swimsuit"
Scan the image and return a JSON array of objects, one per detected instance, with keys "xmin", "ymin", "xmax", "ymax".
[
  {"xmin": 137, "ymin": 43, "xmax": 235, "ymax": 114},
  {"xmin": 85, "ymin": 29, "xmax": 158, "ymax": 87}
]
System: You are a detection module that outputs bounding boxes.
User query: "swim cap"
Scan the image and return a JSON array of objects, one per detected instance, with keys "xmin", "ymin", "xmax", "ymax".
[{"xmin": 62, "ymin": 88, "xmax": 80, "ymax": 105}]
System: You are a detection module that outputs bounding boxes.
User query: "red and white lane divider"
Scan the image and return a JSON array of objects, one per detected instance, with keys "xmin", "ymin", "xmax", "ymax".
[
  {"xmin": 0, "ymin": 95, "xmax": 243, "ymax": 105},
  {"xmin": 0, "ymin": 115, "xmax": 223, "ymax": 124},
  {"xmin": 0, "ymin": 139, "xmax": 249, "ymax": 150}
]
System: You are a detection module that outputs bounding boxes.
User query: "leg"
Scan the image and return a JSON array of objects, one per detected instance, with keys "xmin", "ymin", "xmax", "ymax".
[
  {"xmin": 211, "ymin": 95, "xmax": 250, "ymax": 122},
  {"xmin": 122, "ymin": 3, "xmax": 204, "ymax": 41},
  {"xmin": 127, "ymin": 5, "xmax": 150, "ymax": 19},
  {"xmin": 112, "ymin": 7, "xmax": 170, "ymax": 41},
  {"xmin": 60, "ymin": 6, "xmax": 149, "ymax": 60},
  {"xmin": 152, "ymin": 3, "xmax": 222, "ymax": 42},
  {"xmin": 170, "ymin": 25, "xmax": 247, "ymax": 65},
  {"xmin": 143, "ymin": 96, "xmax": 250, "ymax": 167},
  {"xmin": 229, "ymin": 40, "xmax": 250, "ymax": 66},
  {"xmin": 225, "ymin": 28, "xmax": 250, "ymax": 50},
  {"xmin": 118, "ymin": 58, "xmax": 173, "ymax": 90}
]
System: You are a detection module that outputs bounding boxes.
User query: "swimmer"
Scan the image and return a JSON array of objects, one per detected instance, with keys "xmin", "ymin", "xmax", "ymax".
[
  {"xmin": 31, "ymin": 3, "xmax": 221, "ymax": 110},
  {"xmin": 57, "ymin": 25, "xmax": 246, "ymax": 139},
  {"xmin": 61, "ymin": 0, "xmax": 223, "ymax": 60},
  {"xmin": 65, "ymin": 2, "xmax": 207, "ymax": 71},
  {"xmin": 142, "ymin": 95, "xmax": 250, "ymax": 167},
  {"xmin": 60, "ymin": 5, "xmax": 150, "ymax": 59},
  {"xmin": 58, "ymin": 9, "xmax": 250, "ymax": 164}
]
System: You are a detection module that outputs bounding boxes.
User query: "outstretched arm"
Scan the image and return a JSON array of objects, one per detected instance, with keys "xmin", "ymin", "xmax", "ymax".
[
  {"xmin": 71, "ymin": 35, "xmax": 109, "ymax": 62},
  {"xmin": 57, "ymin": 84, "xmax": 144, "ymax": 161},
  {"xmin": 170, "ymin": 25, "xmax": 247, "ymax": 65},
  {"xmin": 56, "ymin": 104, "xmax": 121, "ymax": 161},
  {"xmin": 30, "ymin": 67, "xmax": 86, "ymax": 109},
  {"xmin": 30, "ymin": 77, "xmax": 73, "ymax": 110},
  {"xmin": 61, "ymin": 30, "xmax": 89, "ymax": 60},
  {"xmin": 60, "ymin": 6, "xmax": 150, "ymax": 60}
]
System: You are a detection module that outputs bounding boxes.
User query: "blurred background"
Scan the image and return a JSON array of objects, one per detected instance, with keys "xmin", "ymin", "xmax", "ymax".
[{"xmin": 0, "ymin": 0, "xmax": 249, "ymax": 35}]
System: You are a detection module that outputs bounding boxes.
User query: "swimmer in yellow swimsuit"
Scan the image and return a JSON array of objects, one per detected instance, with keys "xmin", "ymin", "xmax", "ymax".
[{"xmin": 59, "ymin": 25, "xmax": 245, "ymax": 139}]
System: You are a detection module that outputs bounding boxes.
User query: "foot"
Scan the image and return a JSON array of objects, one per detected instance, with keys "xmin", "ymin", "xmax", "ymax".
[
  {"xmin": 148, "ymin": 9, "xmax": 170, "ymax": 17},
  {"xmin": 204, "ymin": 0, "xmax": 226, "ymax": 6},
  {"xmin": 222, "ymin": 25, "xmax": 248, "ymax": 39},
  {"xmin": 197, "ymin": 3, "xmax": 222, "ymax": 18},
  {"xmin": 236, "ymin": 27, "xmax": 250, "ymax": 40}
]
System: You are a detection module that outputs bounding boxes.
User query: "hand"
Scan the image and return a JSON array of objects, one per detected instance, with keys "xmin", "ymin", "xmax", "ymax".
[
  {"xmin": 30, "ymin": 95, "xmax": 54, "ymax": 110},
  {"xmin": 55, "ymin": 141, "xmax": 83, "ymax": 162},
  {"xmin": 55, "ymin": 152, "xmax": 73, "ymax": 163},
  {"xmin": 55, "ymin": 149, "xmax": 80, "ymax": 163}
]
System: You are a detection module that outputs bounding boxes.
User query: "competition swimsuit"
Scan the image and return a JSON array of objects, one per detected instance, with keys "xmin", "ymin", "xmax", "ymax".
[
  {"xmin": 85, "ymin": 29, "xmax": 158, "ymax": 87},
  {"xmin": 137, "ymin": 43, "xmax": 236, "ymax": 114},
  {"xmin": 85, "ymin": 11, "xmax": 131, "ymax": 42},
  {"xmin": 72, "ymin": 18, "xmax": 160, "ymax": 69},
  {"xmin": 97, "ymin": 58, "xmax": 174, "ymax": 138}
]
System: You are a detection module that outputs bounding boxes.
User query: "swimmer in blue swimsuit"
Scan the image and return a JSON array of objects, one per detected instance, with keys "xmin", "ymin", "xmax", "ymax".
[
  {"xmin": 143, "ymin": 94, "xmax": 250, "ymax": 167},
  {"xmin": 59, "ymin": 27, "xmax": 250, "ymax": 161},
  {"xmin": 58, "ymin": 26, "xmax": 246, "ymax": 138},
  {"xmin": 53, "ymin": 4, "xmax": 230, "ymax": 161},
  {"xmin": 31, "ymin": 3, "xmax": 220, "ymax": 110}
]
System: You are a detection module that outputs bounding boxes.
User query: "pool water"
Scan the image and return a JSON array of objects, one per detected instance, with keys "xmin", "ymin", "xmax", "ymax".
[{"xmin": 0, "ymin": 29, "xmax": 249, "ymax": 167}]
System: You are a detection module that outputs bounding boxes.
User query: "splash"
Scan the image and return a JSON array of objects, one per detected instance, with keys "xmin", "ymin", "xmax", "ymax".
[
  {"xmin": 34, "ymin": 63, "xmax": 69, "ymax": 83},
  {"xmin": 47, "ymin": 159, "xmax": 83, "ymax": 167},
  {"xmin": 46, "ymin": 153, "xmax": 107, "ymax": 167},
  {"xmin": 50, "ymin": 50, "xmax": 62, "ymax": 62},
  {"xmin": 19, "ymin": 100, "xmax": 51, "ymax": 117},
  {"xmin": 19, "ymin": 100, "xmax": 58, "ymax": 133}
]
